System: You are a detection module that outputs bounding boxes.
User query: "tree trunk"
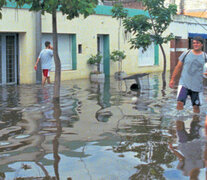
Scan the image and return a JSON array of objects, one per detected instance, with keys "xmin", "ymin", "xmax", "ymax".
[
  {"xmin": 52, "ymin": 9, "xmax": 61, "ymax": 100},
  {"xmin": 159, "ymin": 44, "xmax": 166, "ymax": 92}
]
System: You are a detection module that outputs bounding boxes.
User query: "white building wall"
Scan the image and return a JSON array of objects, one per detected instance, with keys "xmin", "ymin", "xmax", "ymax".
[
  {"xmin": 0, "ymin": 8, "xmax": 37, "ymax": 84},
  {"xmin": 170, "ymin": 15, "xmax": 207, "ymax": 39}
]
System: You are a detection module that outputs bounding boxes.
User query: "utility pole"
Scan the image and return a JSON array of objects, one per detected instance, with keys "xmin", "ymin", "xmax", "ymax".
[{"xmin": 180, "ymin": 0, "xmax": 185, "ymax": 14}]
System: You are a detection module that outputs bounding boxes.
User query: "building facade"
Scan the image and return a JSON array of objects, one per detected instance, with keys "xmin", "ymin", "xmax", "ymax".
[
  {"xmin": 0, "ymin": 4, "xmax": 163, "ymax": 85},
  {"xmin": 165, "ymin": 0, "xmax": 207, "ymax": 15}
]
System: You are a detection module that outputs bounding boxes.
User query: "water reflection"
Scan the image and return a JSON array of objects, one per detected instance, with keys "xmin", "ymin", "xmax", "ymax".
[
  {"xmin": 53, "ymin": 99, "xmax": 62, "ymax": 180},
  {"xmin": 0, "ymin": 85, "xmax": 46, "ymax": 179},
  {"xmin": 169, "ymin": 115, "xmax": 206, "ymax": 179},
  {"xmin": 114, "ymin": 115, "xmax": 175, "ymax": 180},
  {"xmin": 0, "ymin": 72, "xmax": 207, "ymax": 179},
  {"xmin": 91, "ymin": 78, "xmax": 112, "ymax": 122},
  {"xmin": 0, "ymin": 86, "xmax": 23, "ymax": 136},
  {"xmin": 0, "ymin": 84, "xmax": 82, "ymax": 179}
]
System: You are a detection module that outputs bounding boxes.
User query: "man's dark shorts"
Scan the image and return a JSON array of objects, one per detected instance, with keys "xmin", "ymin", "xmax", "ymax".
[{"xmin": 177, "ymin": 85, "xmax": 202, "ymax": 106}]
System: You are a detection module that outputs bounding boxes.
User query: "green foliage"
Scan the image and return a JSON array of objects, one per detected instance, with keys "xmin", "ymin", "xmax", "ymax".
[
  {"xmin": 123, "ymin": 14, "xmax": 153, "ymax": 50},
  {"xmin": 87, "ymin": 53, "xmax": 102, "ymax": 65},
  {"xmin": 60, "ymin": 0, "xmax": 98, "ymax": 20},
  {"xmin": 123, "ymin": 15, "xmax": 152, "ymax": 34},
  {"xmin": 129, "ymin": 33, "xmax": 152, "ymax": 51},
  {"xmin": 87, "ymin": 53, "xmax": 102, "ymax": 73},
  {"xmin": 116, "ymin": 0, "xmax": 177, "ymax": 50},
  {"xmin": 110, "ymin": 50, "xmax": 126, "ymax": 62},
  {"xmin": 111, "ymin": 3, "xmax": 128, "ymax": 20},
  {"xmin": 1, "ymin": 0, "xmax": 98, "ymax": 19},
  {"xmin": 0, "ymin": 0, "xmax": 7, "ymax": 19}
]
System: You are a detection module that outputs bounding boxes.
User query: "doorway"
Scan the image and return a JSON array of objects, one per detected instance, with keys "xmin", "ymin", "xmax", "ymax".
[
  {"xmin": 97, "ymin": 35, "xmax": 110, "ymax": 76},
  {"xmin": 0, "ymin": 34, "xmax": 18, "ymax": 85}
]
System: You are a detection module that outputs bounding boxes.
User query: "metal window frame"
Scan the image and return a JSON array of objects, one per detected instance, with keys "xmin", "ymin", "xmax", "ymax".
[{"xmin": 0, "ymin": 33, "xmax": 17, "ymax": 85}]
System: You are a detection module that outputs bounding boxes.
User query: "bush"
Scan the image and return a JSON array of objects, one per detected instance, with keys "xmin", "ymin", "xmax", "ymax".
[
  {"xmin": 87, "ymin": 53, "xmax": 102, "ymax": 73},
  {"xmin": 87, "ymin": 54, "xmax": 102, "ymax": 65},
  {"xmin": 110, "ymin": 50, "xmax": 126, "ymax": 62}
]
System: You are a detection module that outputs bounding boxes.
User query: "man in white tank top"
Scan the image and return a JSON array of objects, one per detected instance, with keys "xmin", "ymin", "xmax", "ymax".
[{"xmin": 34, "ymin": 41, "xmax": 53, "ymax": 86}]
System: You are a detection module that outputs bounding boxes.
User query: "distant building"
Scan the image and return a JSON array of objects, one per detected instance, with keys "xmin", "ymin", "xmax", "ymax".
[
  {"xmin": 102, "ymin": 0, "xmax": 144, "ymax": 9},
  {"xmin": 103, "ymin": 0, "xmax": 207, "ymax": 17},
  {"xmin": 165, "ymin": 0, "xmax": 207, "ymax": 17}
]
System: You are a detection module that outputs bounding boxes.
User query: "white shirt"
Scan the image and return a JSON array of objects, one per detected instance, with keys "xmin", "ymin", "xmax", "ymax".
[{"xmin": 38, "ymin": 49, "xmax": 53, "ymax": 70}]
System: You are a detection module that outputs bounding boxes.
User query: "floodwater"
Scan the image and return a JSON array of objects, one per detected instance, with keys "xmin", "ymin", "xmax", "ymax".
[{"xmin": 0, "ymin": 72, "xmax": 207, "ymax": 180}]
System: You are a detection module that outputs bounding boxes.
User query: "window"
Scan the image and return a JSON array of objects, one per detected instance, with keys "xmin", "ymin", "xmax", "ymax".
[
  {"xmin": 6, "ymin": 36, "xmax": 15, "ymax": 83},
  {"xmin": 42, "ymin": 34, "xmax": 73, "ymax": 71},
  {"xmin": 0, "ymin": 34, "xmax": 17, "ymax": 85},
  {"xmin": 78, "ymin": 44, "xmax": 82, "ymax": 54},
  {"xmin": 138, "ymin": 43, "xmax": 155, "ymax": 66}
]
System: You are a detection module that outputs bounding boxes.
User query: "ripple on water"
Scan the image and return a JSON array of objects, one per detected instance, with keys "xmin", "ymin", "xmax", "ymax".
[
  {"xmin": 0, "ymin": 142, "xmax": 11, "ymax": 146},
  {"xmin": 14, "ymin": 134, "xmax": 31, "ymax": 139},
  {"xmin": 0, "ymin": 73, "xmax": 206, "ymax": 179}
]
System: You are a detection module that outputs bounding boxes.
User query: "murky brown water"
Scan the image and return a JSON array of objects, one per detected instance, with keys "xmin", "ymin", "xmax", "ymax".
[{"xmin": 0, "ymin": 72, "xmax": 207, "ymax": 180}]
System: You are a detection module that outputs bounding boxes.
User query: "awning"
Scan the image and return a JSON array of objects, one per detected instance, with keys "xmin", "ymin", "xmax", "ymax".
[{"xmin": 189, "ymin": 33, "xmax": 207, "ymax": 39}]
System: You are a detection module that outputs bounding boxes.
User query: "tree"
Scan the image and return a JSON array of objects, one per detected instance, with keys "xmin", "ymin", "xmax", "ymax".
[
  {"xmin": 0, "ymin": 0, "xmax": 7, "ymax": 19},
  {"xmin": 110, "ymin": 50, "xmax": 126, "ymax": 75},
  {"xmin": 112, "ymin": 0, "xmax": 177, "ymax": 88},
  {"xmin": 1, "ymin": 0, "xmax": 98, "ymax": 100}
]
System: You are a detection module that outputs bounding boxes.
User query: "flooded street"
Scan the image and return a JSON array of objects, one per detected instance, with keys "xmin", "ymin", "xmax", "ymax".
[{"xmin": 0, "ymin": 72, "xmax": 207, "ymax": 180}]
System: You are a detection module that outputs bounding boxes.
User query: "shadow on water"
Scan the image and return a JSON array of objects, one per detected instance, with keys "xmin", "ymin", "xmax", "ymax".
[{"xmin": 0, "ymin": 72, "xmax": 207, "ymax": 179}]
